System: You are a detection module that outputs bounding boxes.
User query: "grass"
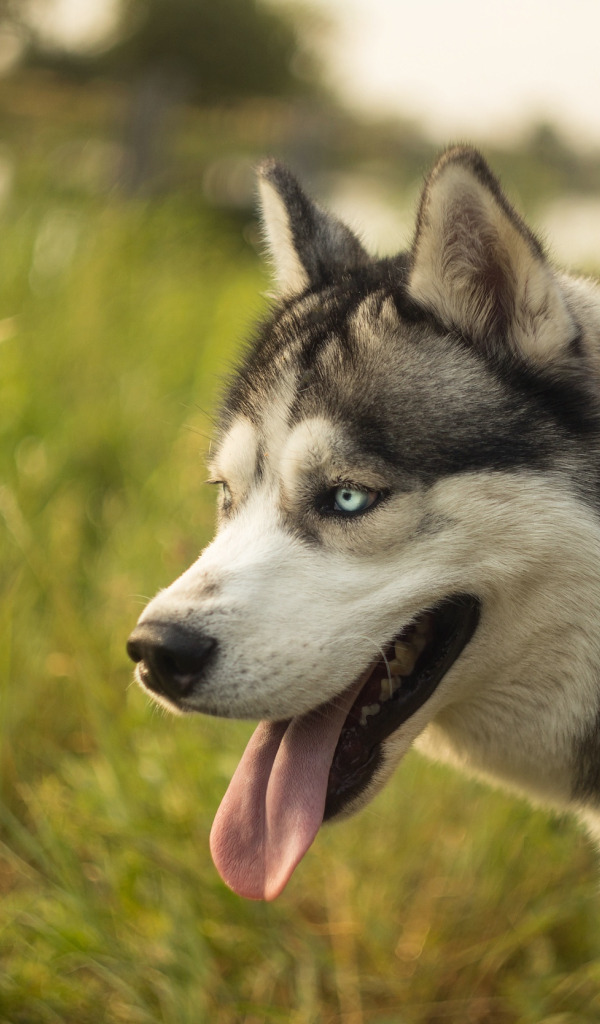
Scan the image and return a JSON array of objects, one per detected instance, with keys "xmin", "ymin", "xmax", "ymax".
[{"xmin": 3, "ymin": 136, "xmax": 600, "ymax": 1024}]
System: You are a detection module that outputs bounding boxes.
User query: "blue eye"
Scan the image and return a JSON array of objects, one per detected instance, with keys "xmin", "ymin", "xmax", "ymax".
[{"xmin": 332, "ymin": 486, "xmax": 377, "ymax": 515}]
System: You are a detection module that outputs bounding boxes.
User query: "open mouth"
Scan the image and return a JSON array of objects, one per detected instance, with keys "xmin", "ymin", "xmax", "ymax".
[
  {"xmin": 210, "ymin": 593, "xmax": 480, "ymax": 900},
  {"xmin": 324, "ymin": 594, "xmax": 480, "ymax": 819}
]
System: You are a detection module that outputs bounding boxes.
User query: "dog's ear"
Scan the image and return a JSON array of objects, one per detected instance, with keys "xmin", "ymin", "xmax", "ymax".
[
  {"xmin": 257, "ymin": 160, "xmax": 369, "ymax": 297},
  {"xmin": 407, "ymin": 147, "xmax": 575, "ymax": 366}
]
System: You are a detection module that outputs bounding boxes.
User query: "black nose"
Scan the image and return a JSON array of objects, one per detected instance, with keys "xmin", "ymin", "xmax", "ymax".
[{"xmin": 127, "ymin": 621, "xmax": 217, "ymax": 704}]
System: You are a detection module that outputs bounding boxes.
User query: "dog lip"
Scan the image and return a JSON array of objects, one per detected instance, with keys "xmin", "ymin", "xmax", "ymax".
[{"xmin": 323, "ymin": 595, "xmax": 481, "ymax": 821}]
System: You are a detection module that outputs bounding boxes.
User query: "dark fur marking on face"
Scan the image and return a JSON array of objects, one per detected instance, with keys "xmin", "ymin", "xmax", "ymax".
[
  {"xmin": 254, "ymin": 445, "xmax": 265, "ymax": 483},
  {"xmin": 220, "ymin": 218, "xmax": 600, "ymax": 502},
  {"xmin": 226, "ymin": 303, "xmax": 598, "ymax": 502},
  {"xmin": 491, "ymin": 353, "xmax": 600, "ymax": 442},
  {"xmin": 200, "ymin": 580, "xmax": 221, "ymax": 598},
  {"xmin": 414, "ymin": 512, "xmax": 454, "ymax": 538},
  {"xmin": 220, "ymin": 258, "xmax": 412, "ymax": 429},
  {"xmin": 573, "ymin": 707, "xmax": 600, "ymax": 803},
  {"xmin": 567, "ymin": 326, "xmax": 584, "ymax": 360}
]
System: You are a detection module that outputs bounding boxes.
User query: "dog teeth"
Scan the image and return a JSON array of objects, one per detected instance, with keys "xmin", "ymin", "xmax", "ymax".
[
  {"xmin": 379, "ymin": 677, "xmax": 392, "ymax": 701},
  {"xmin": 391, "ymin": 642, "xmax": 418, "ymax": 676},
  {"xmin": 360, "ymin": 703, "xmax": 381, "ymax": 727},
  {"xmin": 367, "ymin": 615, "xmax": 435, "ymax": 716},
  {"xmin": 379, "ymin": 675, "xmax": 401, "ymax": 701}
]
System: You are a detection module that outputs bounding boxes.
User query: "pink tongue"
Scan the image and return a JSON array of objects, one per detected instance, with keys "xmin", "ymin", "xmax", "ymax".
[{"xmin": 209, "ymin": 686, "xmax": 359, "ymax": 900}]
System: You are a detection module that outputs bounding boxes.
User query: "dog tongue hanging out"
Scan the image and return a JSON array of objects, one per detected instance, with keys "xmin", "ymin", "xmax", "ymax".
[{"xmin": 128, "ymin": 147, "xmax": 600, "ymax": 899}]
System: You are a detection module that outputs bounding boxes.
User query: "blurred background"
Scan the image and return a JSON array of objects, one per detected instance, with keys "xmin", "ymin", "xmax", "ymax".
[{"xmin": 3, "ymin": 1, "xmax": 600, "ymax": 1021}]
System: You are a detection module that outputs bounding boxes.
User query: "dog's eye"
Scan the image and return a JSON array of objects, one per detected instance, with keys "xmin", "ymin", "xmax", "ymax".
[
  {"xmin": 331, "ymin": 486, "xmax": 378, "ymax": 515},
  {"xmin": 208, "ymin": 479, "xmax": 233, "ymax": 511},
  {"xmin": 218, "ymin": 483, "xmax": 234, "ymax": 515}
]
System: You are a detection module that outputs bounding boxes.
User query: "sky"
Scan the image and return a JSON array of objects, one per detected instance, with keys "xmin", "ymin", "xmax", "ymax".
[
  {"xmin": 33, "ymin": 0, "xmax": 600, "ymax": 145},
  {"xmin": 308, "ymin": 0, "xmax": 600, "ymax": 145}
]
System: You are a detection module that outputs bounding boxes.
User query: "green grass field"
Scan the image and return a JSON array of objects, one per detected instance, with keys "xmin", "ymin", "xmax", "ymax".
[{"xmin": 3, "ymin": 140, "xmax": 600, "ymax": 1024}]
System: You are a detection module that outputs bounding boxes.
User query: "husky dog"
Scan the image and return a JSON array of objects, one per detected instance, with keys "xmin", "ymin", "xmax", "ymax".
[{"xmin": 127, "ymin": 147, "xmax": 600, "ymax": 901}]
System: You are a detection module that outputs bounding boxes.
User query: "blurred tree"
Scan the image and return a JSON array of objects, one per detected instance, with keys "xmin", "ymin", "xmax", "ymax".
[
  {"xmin": 19, "ymin": 0, "xmax": 322, "ymax": 104},
  {"xmin": 0, "ymin": 0, "xmax": 26, "ymax": 22},
  {"xmin": 102, "ymin": 0, "xmax": 314, "ymax": 102},
  {"xmin": 0, "ymin": 0, "xmax": 32, "ymax": 72},
  {"xmin": 10, "ymin": 0, "xmax": 328, "ymax": 193}
]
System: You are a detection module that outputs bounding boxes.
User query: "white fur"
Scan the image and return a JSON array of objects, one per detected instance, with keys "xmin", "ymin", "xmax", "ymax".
[
  {"xmin": 258, "ymin": 176, "xmax": 309, "ymax": 297},
  {"xmin": 212, "ymin": 416, "xmax": 258, "ymax": 494},
  {"xmin": 138, "ymin": 412, "xmax": 600, "ymax": 817}
]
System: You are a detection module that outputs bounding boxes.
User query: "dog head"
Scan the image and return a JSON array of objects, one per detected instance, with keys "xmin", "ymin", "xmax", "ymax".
[{"xmin": 128, "ymin": 147, "xmax": 600, "ymax": 898}]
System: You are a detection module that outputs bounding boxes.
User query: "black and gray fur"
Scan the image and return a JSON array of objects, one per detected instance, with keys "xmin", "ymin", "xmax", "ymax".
[{"xmin": 128, "ymin": 147, "xmax": 600, "ymax": 877}]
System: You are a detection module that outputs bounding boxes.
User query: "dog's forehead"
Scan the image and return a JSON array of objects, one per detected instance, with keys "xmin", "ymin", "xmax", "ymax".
[
  {"xmin": 212, "ymin": 281, "xmax": 553, "ymax": 487},
  {"xmin": 234, "ymin": 289, "xmax": 419, "ymax": 415},
  {"xmin": 224, "ymin": 285, "xmax": 411, "ymax": 405},
  {"xmin": 212, "ymin": 292, "xmax": 406, "ymax": 474}
]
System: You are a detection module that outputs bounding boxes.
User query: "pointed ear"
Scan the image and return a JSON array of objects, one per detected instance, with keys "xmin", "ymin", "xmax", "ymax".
[
  {"xmin": 257, "ymin": 159, "xmax": 369, "ymax": 297},
  {"xmin": 407, "ymin": 147, "xmax": 576, "ymax": 366}
]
